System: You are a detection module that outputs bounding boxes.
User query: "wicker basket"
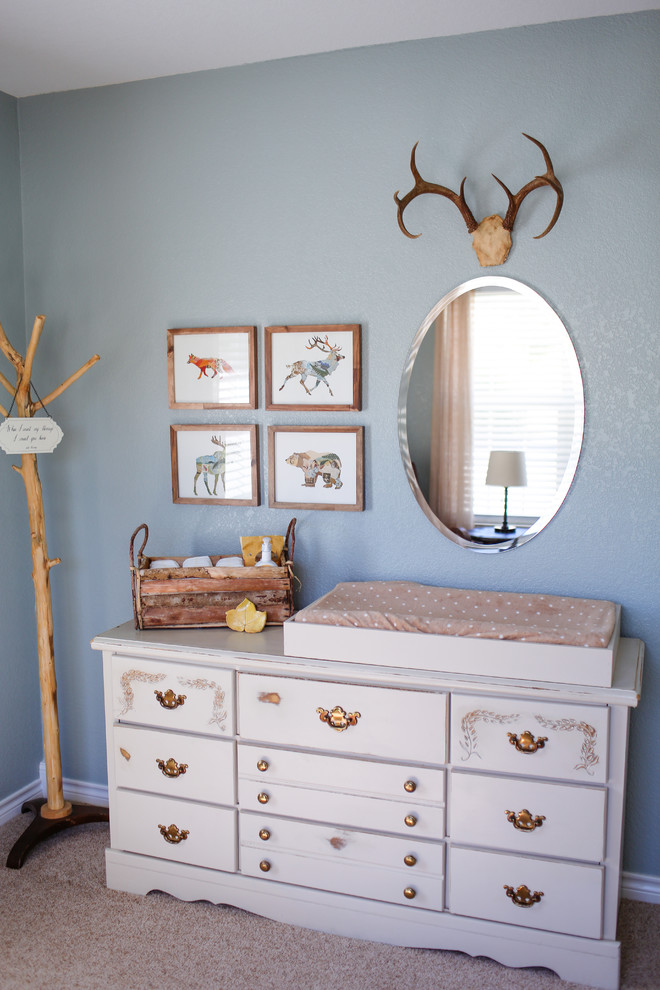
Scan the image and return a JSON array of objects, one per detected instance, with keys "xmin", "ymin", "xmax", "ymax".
[{"xmin": 129, "ymin": 519, "xmax": 296, "ymax": 629}]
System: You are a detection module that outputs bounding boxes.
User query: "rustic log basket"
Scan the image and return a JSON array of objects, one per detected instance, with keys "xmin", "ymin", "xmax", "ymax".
[{"xmin": 130, "ymin": 519, "xmax": 296, "ymax": 629}]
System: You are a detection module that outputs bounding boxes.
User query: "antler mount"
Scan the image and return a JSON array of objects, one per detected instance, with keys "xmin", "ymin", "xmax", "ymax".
[{"xmin": 394, "ymin": 134, "xmax": 563, "ymax": 267}]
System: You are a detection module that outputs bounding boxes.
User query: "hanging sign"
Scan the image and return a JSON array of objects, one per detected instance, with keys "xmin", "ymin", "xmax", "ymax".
[{"xmin": 0, "ymin": 417, "xmax": 64, "ymax": 454}]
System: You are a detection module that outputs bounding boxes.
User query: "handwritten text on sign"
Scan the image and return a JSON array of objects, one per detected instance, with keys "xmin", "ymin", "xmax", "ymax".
[{"xmin": 0, "ymin": 418, "xmax": 64, "ymax": 454}]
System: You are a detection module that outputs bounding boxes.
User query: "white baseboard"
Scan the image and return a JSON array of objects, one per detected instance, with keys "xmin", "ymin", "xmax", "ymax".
[
  {"xmin": 0, "ymin": 779, "xmax": 43, "ymax": 825},
  {"xmin": 621, "ymin": 871, "xmax": 660, "ymax": 904},
  {"xmin": 38, "ymin": 761, "xmax": 109, "ymax": 808},
  {"xmin": 3, "ymin": 770, "xmax": 659, "ymax": 905}
]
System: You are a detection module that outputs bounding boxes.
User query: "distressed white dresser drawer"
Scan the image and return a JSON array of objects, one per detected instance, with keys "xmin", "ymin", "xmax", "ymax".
[
  {"xmin": 113, "ymin": 724, "xmax": 235, "ymax": 804},
  {"xmin": 450, "ymin": 771, "xmax": 606, "ymax": 862},
  {"xmin": 240, "ymin": 811, "xmax": 445, "ymax": 876},
  {"xmin": 238, "ymin": 743, "xmax": 445, "ymax": 803},
  {"xmin": 111, "ymin": 654, "xmax": 234, "ymax": 735},
  {"xmin": 238, "ymin": 776, "xmax": 444, "ymax": 838},
  {"xmin": 113, "ymin": 790, "xmax": 237, "ymax": 872},
  {"xmin": 450, "ymin": 693, "xmax": 609, "ymax": 783},
  {"xmin": 238, "ymin": 673, "xmax": 447, "ymax": 763},
  {"xmin": 449, "ymin": 846, "xmax": 603, "ymax": 938},
  {"xmin": 241, "ymin": 816, "xmax": 444, "ymax": 911}
]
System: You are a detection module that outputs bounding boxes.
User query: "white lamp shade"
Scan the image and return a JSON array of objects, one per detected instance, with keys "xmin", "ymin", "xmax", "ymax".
[{"xmin": 486, "ymin": 450, "xmax": 527, "ymax": 488}]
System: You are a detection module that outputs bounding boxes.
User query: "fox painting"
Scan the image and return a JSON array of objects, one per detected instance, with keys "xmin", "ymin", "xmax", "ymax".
[{"xmin": 187, "ymin": 353, "xmax": 235, "ymax": 380}]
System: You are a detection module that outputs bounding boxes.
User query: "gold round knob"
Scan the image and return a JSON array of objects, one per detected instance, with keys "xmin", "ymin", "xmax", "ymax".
[
  {"xmin": 259, "ymin": 829, "xmax": 271, "ymax": 841},
  {"xmin": 404, "ymin": 814, "xmax": 417, "ymax": 828},
  {"xmin": 259, "ymin": 860, "xmax": 271, "ymax": 872},
  {"xmin": 404, "ymin": 854, "xmax": 417, "ymax": 867},
  {"xmin": 403, "ymin": 780, "xmax": 417, "ymax": 793},
  {"xmin": 257, "ymin": 760, "xmax": 269, "ymax": 772},
  {"xmin": 403, "ymin": 887, "xmax": 416, "ymax": 899},
  {"xmin": 257, "ymin": 792, "xmax": 270, "ymax": 804}
]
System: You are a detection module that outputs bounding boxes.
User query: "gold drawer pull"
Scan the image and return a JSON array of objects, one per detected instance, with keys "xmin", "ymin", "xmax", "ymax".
[
  {"xmin": 259, "ymin": 828, "xmax": 271, "ymax": 841},
  {"xmin": 259, "ymin": 860, "xmax": 271, "ymax": 872},
  {"xmin": 316, "ymin": 706, "xmax": 361, "ymax": 732},
  {"xmin": 257, "ymin": 792, "xmax": 270, "ymax": 804},
  {"xmin": 404, "ymin": 854, "xmax": 417, "ymax": 867},
  {"xmin": 158, "ymin": 823, "xmax": 189, "ymax": 844},
  {"xmin": 154, "ymin": 688, "xmax": 187, "ymax": 710},
  {"xmin": 257, "ymin": 760, "xmax": 269, "ymax": 772},
  {"xmin": 403, "ymin": 887, "xmax": 416, "ymax": 900},
  {"xmin": 504, "ymin": 883, "xmax": 544, "ymax": 907},
  {"xmin": 156, "ymin": 757, "xmax": 188, "ymax": 778},
  {"xmin": 505, "ymin": 808, "xmax": 546, "ymax": 831},
  {"xmin": 507, "ymin": 730, "xmax": 548, "ymax": 753},
  {"xmin": 403, "ymin": 780, "xmax": 417, "ymax": 793},
  {"xmin": 404, "ymin": 814, "xmax": 417, "ymax": 828}
]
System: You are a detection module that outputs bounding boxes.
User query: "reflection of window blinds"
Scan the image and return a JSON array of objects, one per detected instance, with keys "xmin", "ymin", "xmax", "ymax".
[{"xmin": 470, "ymin": 288, "xmax": 580, "ymax": 523}]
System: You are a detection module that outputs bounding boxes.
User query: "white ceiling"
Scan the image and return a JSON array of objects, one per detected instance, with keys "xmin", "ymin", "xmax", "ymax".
[{"xmin": 0, "ymin": 0, "xmax": 655, "ymax": 98}]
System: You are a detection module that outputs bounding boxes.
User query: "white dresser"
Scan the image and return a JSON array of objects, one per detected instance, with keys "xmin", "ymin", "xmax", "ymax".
[{"xmin": 92, "ymin": 621, "xmax": 643, "ymax": 990}]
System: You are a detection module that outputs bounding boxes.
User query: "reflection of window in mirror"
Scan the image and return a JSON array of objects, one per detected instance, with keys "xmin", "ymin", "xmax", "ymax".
[{"xmin": 470, "ymin": 286, "xmax": 581, "ymax": 529}]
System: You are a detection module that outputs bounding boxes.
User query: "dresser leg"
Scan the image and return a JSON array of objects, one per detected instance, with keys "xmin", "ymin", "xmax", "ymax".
[{"xmin": 5, "ymin": 798, "xmax": 109, "ymax": 869}]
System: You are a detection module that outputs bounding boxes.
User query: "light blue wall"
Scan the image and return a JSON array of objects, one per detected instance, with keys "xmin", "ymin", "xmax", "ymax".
[
  {"xmin": 0, "ymin": 90, "xmax": 43, "ymax": 797},
  {"xmin": 6, "ymin": 11, "xmax": 659, "ymax": 874}
]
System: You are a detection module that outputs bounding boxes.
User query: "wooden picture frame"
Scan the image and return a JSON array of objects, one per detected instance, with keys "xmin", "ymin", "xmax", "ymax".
[
  {"xmin": 268, "ymin": 425, "xmax": 364, "ymax": 511},
  {"xmin": 171, "ymin": 424, "xmax": 259, "ymax": 506},
  {"xmin": 265, "ymin": 324, "xmax": 361, "ymax": 411},
  {"xmin": 167, "ymin": 326, "xmax": 257, "ymax": 409}
]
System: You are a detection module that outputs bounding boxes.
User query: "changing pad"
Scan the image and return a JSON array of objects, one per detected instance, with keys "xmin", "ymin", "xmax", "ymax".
[{"xmin": 291, "ymin": 582, "xmax": 617, "ymax": 649}]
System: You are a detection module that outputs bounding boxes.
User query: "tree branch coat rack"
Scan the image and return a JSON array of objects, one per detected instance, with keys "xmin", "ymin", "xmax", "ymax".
[{"xmin": 0, "ymin": 315, "xmax": 108, "ymax": 869}]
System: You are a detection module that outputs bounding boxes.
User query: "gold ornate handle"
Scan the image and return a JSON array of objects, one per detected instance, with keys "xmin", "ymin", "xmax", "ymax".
[
  {"xmin": 257, "ymin": 792, "xmax": 270, "ymax": 804},
  {"xmin": 507, "ymin": 730, "xmax": 548, "ymax": 753},
  {"xmin": 158, "ymin": 823, "xmax": 190, "ymax": 844},
  {"xmin": 504, "ymin": 883, "xmax": 544, "ymax": 907},
  {"xmin": 403, "ymin": 887, "xmax": 416, "ymax": 900},
  {"xmin": 154, "ymin": 688, "xmax": 187, "ymax": 710},
  {"xmin": 403, "ymin": 780, "xmax": 417, "ymax": 793},
  {"xmin": 256, "ymin": 759, "xmax": 269, "ymax": 772},
  {"xmin": 316, "ymin": 706, "xmax": 361, "ymax": 732},
  {"xmin": 259, "ymin": 829, "xmax": 271, "ymax": 841},
  {"xmin": 404, "ymin": 854, "xmax": 417, "ymax": 867},
  {"xmin": 404, "ymin": 814, "xmax": 418, "ymax": 828},
  {"xmin": 505, "ymin": 808, "xmax": 546, "ymax": 831},
  {"xmin": 259, "ymin": 860, "xmax": 271, "ymax": 872},
  {"xmin": 156, "ymin": 757, "xmax": 188, "ymax": 778}
]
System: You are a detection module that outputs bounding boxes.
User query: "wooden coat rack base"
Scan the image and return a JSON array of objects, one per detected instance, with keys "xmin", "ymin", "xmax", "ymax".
[{"xmin": 5, "ymin": 798, "xmax": 109, "ymax": 869}]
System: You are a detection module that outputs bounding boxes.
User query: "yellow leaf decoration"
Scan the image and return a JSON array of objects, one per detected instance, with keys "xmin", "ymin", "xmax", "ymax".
[{"xmin": 226, "ymin": 597, "xmax": 267, "ymax": 633}]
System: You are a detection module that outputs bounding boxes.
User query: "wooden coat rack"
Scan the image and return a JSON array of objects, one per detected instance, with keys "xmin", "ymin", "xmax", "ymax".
[{"xmin": 0, "ymin": 315, "xmax": 108, "ymax": 868}]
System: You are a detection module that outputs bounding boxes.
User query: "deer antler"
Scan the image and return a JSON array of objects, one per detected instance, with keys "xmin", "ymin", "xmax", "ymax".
[
  {"xmin": 394, "ymin": 142, "xmax": 478, "ymax": 239},
  {"xmin": 493, "ymin": 133, "xmax": 564, "ymax": 238},
  {"xmin": 306, "ymin": 334, "xmax": 333, "ymax": 352},
  {"xmin": 211, "ymin": 435, "xmax": 226, "ymax": 447}
]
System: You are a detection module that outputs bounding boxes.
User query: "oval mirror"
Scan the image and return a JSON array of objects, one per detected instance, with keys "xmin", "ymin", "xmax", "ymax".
[{"xmin": 399, "ymin": 277, "xmax": 584, "ymax": 552}]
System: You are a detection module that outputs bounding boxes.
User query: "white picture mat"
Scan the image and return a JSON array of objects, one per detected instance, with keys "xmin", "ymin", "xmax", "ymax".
[
  {"xmin": 274, "ymin": 430, "xmax": 358, "ymax": 505},
  {"xmin": 173, "ymin": 333, "xmax": 251, "ymax": 405},
  {"xmin": 270, "ymin": 331, "xmax": 355, "ymax": 406},
  {"xmin": 176, "ymin": 429, "xmax": 254, "ymax": 500}
]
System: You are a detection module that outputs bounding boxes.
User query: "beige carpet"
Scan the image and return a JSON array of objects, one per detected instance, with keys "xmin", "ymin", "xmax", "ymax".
[{"xmin": 1, "ymin": 812, "xmax": 658, "ymax": 990}]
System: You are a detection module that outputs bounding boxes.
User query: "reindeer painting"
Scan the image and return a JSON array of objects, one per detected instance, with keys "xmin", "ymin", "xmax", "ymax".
[
  {"xmin": 193, "ymin": 435, "xmax": 226, "ymax": 495},
  {"xmin": 278, "ymin": 335, "xmax": 344, "ymax": 397},
  {"xmin": 187, "ymin": 354, "xmax": 235, "ymax": 380}
]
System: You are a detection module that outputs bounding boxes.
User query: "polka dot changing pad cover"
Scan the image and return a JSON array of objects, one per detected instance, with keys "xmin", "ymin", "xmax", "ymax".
[{"xmin": 292, "ymin": 582, "xmax": 617, "ymax": 648}]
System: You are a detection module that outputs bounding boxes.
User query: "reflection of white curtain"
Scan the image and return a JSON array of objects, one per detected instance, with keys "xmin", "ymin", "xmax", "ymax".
[{"xmin": 429, "ymin": 295, "xmax": 474, "ymax": 532}]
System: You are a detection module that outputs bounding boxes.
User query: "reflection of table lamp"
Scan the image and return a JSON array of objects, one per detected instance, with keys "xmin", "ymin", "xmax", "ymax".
[{"xmin": 486, "ymin": 450, "xmax": 527, "ymax": 533}]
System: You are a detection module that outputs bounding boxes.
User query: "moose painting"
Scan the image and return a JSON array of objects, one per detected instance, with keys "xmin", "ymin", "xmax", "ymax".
[
  {"xmin": 265, "ymin": 324, "xmax": 361, "ymax": 411},
  {"xmin": 171, "ymin": 424, "xmax": 259, "ymax": 506}
]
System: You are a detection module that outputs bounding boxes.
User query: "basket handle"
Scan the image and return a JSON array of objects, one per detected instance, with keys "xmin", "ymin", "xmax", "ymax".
[
  {"xmin": 129, "ymin": 523, "xmax": 149, "ymax": 570},
  {"xmin": 285, "ymin": 517, "xmax": 296, "ymax": 562}
]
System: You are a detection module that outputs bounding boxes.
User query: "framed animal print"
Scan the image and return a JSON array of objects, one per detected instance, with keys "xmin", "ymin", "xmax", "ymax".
[
  {"xmin": 171, "ymin": 424, "xmax": 259, "ymax": 506},
  {"xmin": 265, "ymin": 324, "xmax": 361, "ymax": 411},
  {"xmin": 268, "ymin": 425, "xmax": 364, "ymax": 511},
  {"xmin": 167, "ymin": 326, "xmax": 257, "ymax": 409}
]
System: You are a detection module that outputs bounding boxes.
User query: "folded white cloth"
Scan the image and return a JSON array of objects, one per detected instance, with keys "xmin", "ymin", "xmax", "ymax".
[
  {"xmin": 183, "ymin": 555, "xmax": 212, "ymax": 567},
  {"xmin": 149, "ymin": 559, "xmax": 180, "ymax": 569},
  {"xmin": 215, "ymin": 556, "xmax": 245, "ymax": 567}
]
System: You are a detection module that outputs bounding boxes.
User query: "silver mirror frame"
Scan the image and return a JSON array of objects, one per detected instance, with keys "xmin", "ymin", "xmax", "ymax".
[{"xmin": 398, "ymin": 276, "xmax": 585, "ymax": 553}]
